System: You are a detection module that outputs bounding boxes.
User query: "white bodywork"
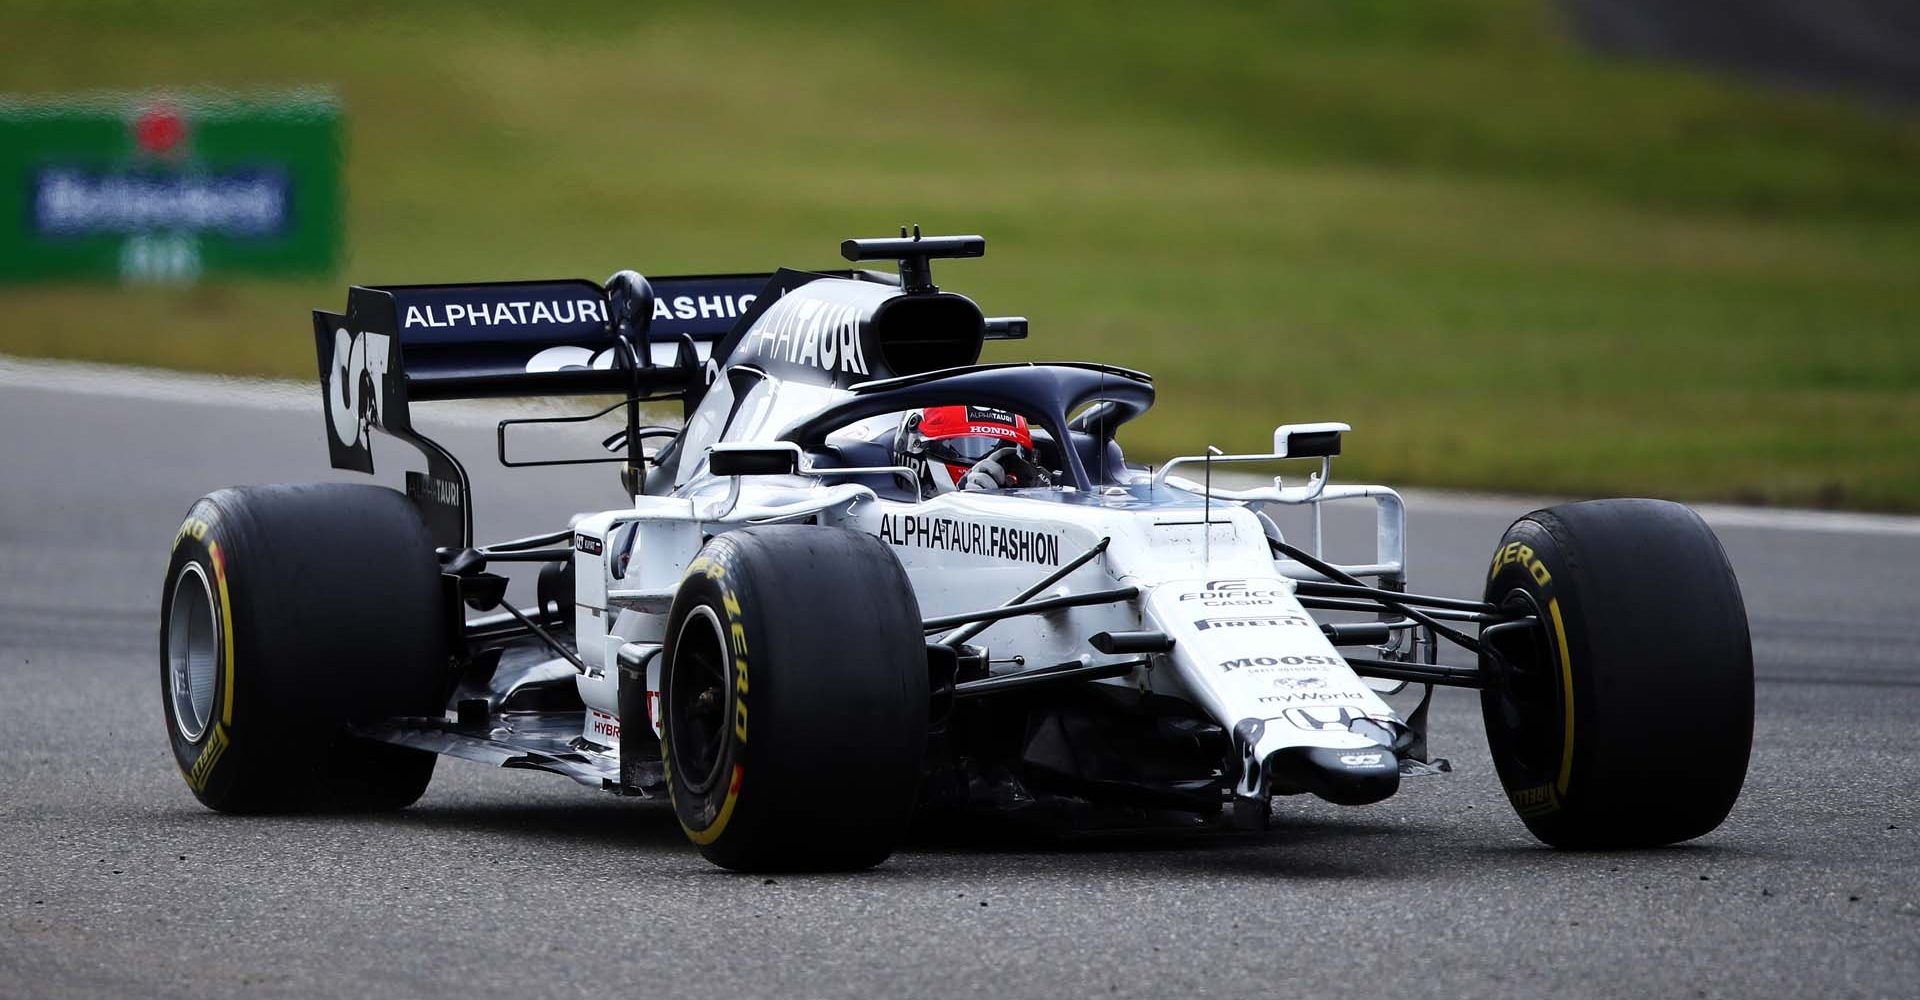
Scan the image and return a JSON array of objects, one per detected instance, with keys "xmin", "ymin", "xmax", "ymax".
[{"xmin": 561, "ymin": 361, "xmax": 1414, "ymax": 792}]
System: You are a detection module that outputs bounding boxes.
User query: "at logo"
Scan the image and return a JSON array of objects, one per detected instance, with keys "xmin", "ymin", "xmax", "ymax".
[{"xmin": 328, "ymin": 327, "xmax": 391, "ymax": 449}]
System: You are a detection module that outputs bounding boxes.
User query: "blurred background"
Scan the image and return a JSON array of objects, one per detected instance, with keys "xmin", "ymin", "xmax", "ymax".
[{"xmin": 2, "ymin": 0, "xmax": 1915, "ymax": 509}]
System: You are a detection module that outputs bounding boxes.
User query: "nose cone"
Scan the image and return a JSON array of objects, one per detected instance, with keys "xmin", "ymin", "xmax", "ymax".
[{"xmin": 1268, "ymin": 744, "xmax": 1401, "ymax": 805}]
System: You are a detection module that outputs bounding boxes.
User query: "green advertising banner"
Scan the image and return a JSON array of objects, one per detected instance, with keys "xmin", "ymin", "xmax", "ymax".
[{"xmin": 0, "ymin": 89, "xmax": 341, "ymax": 283}]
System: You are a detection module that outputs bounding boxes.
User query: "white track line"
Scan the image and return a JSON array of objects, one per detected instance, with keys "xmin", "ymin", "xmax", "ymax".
[
  {"xmin": 0, "ymin": 353, "xmax": 565, "ymax": 426},
  {"xmin": 0, "ymin": 353, "xmax": 315, "ymax": 411},
  {"xmin": 1220, "ymin": 477, "xmax": 1920, "ymax": 539},
  {"xmin": 1403, "ymin": 489, "xmax": 1920, "ymax": 538},
  {"xmin": 6, "ymin": 353, "xmax": 1918, "ymax": 538}
]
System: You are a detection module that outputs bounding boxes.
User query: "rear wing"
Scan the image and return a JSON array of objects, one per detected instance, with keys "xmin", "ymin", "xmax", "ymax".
[
  {"xmin": 312, "ymin": 269, "xmax": 874, "ymax": 547},
  {"xmin": 316, "ymin": 272, "xmax": 765, "ymax": 400}
]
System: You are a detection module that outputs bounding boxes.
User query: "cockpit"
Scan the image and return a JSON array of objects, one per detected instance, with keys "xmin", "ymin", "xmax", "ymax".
[{"xmin": 789, "ymin": 362, "xmax": 1155, "ymax": 500}]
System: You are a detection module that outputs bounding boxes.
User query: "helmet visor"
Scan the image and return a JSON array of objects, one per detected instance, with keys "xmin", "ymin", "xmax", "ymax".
[{"xmin": 924, "ymin": 434, "xmax": 1023, "ymax": 466}]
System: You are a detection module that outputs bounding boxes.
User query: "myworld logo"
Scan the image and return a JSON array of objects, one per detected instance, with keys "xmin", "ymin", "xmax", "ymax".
[{"xmin": 32, "ymin": 167, "xmax": 290, "ymax": 237}]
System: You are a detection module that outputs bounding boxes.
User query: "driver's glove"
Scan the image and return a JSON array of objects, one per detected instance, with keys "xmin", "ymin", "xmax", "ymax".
[{"xmin": 961, "ymin": 448, "xmax": 1052, "ymax": 491}]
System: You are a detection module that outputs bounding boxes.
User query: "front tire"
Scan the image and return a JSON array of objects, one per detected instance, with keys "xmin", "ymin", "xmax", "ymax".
[
  {"xmin": 1479, "ymin": 498, "xmax": 1753, "ymax": 848},
  {"xmin": 662, "ymin": 526, "xmax": 928, "ymax": 871},
  {"xmin": 161, "ymin": 484, "xmax": 448, "ymax": 812}
]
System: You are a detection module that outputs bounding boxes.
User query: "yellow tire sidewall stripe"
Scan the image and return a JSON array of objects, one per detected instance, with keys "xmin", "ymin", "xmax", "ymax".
[
  {"xmin": 1549, "ymin": 597, "xmax": 1575, "ymax": 796},
  {"xmin": 681, "ymin": 764, "xmax": 744, "ymax": 846},
  {"xmin": 171, "ymin": 524, "xmax": 237, "ymax": 792},
  {"xmin": 668, "ymin": 551, "xmax": 749, "ymax": 847},
  {"xmin": 210, "ymin": 541, "xmax": 236, "ymax": 727}
]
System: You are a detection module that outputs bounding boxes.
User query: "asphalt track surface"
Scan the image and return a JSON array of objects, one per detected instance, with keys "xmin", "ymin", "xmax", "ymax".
[{"xmin": 2, "ymin": 358, "xmax": 1916, "ymax": 1000}]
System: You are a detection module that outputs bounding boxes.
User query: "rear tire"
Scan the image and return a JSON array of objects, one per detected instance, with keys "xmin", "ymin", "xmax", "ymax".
[
  {"xmin": 1479, "ymin": 498, "xmax": 1752, "ymax": 848},
  {"xmin": 161, "ymin": 484, "xmax": 448, "ymax": 812},
  {"xmin": 662, "ymin": 526, "xmax": 928, "ymax": 871}
]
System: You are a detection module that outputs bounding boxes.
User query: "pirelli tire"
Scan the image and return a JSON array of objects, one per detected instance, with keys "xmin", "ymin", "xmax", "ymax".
[
  {"xmin": 661, "ymin": 526, "xmax": 929, "ymax": 872},
  {"xmin": 1479, "ymin": 498, "xmax": 1753, "ymax": 849},
  {"xmin": 161, "ymin": 484, "xmax": 448, "ymax": 813}
]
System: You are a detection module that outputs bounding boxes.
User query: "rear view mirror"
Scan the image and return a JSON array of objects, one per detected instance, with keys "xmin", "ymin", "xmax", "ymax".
[
  {"xmin": 984, "ymin": 316, "xmax": 1029, "ymax": 341},
  {"xmin": 1273, "ymin": 422, "xmax": 1349, "ymax": 459},
  {"xmin": 708, "ymin": 442, "xmax": 802, "ymax": 477}
]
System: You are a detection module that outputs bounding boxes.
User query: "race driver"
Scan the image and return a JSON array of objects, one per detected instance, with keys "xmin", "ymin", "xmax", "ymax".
[{"xmin": 893, "ymin": 405, "xmax": 1053, "ymax": 498}]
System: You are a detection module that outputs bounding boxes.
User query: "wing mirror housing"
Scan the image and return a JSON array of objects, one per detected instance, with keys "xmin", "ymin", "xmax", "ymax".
[
  {"xmin": 708, "ymin": 442, "xmax": 803, "ymax": 477},
  {"xmin": 1274, "ymin": 422, "xmax": 1349, "ymax": 459}
]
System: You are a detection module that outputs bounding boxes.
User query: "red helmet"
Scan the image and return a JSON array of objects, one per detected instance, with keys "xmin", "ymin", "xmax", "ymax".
[{"xmin": 894, "ymin": 405, "xmax": 1038, "ymax": 496}]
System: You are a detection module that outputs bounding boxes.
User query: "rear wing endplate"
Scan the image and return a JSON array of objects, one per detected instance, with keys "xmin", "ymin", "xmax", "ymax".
[{"xmin": 312, "ymin": 270, "xmax": 873, "ymax": 547}]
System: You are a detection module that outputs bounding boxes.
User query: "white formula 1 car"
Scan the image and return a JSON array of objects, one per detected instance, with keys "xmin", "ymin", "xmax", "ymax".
[{"xmin": 160, "ymin": 232, "xmax": 1755, "ymax": 870}]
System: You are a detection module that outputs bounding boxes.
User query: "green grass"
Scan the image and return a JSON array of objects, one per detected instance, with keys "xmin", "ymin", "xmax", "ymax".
[{"xmin": 3, "ymin": 1, "xmax": 1917, "ymax": 508}]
